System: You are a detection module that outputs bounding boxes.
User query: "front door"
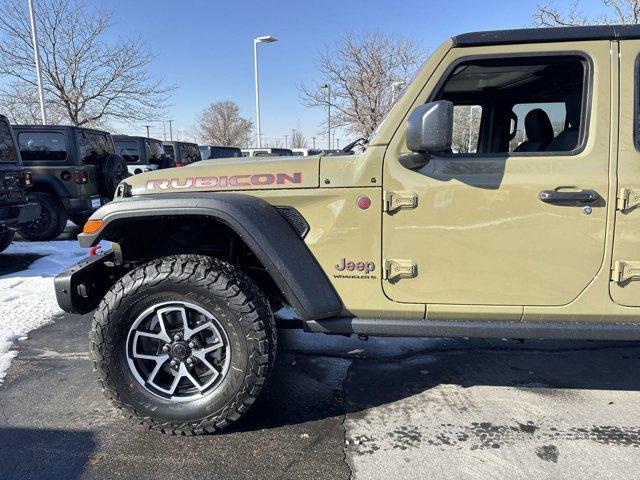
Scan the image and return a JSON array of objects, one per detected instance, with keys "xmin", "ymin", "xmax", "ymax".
[{"xmin": 382, "ymin": 41, "xmax": 612, "ymax": 307}]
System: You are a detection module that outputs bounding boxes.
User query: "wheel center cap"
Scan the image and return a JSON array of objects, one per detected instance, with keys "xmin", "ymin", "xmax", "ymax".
[{"xmin": 170, "ymin": 342, "xmax": 190, "ymax": 359}]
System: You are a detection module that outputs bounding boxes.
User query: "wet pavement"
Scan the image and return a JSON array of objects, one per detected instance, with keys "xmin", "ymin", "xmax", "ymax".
[{"xmin": 2, "ymin": 311, "xmax": 640, "ymax": 479}]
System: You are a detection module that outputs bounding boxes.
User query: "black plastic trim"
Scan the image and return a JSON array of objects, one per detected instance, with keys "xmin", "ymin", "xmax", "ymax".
[
  {"xmin": 453, "ymin": 25, "xmax": 640, "ymax": 47},
  {"xmin": 304, "ymin": 317, "xmax": 640, "ymax": 341},
  {"xmin": 78, "ymin": 193, "xmax": 342, "ymax": 320},
  {"xmin": 54, "ymin": 251, "xmax": 120, "ymax": 314},
  {"xmin": 304, "ymin": 317, "xmax": 640, "ymax": 340}
]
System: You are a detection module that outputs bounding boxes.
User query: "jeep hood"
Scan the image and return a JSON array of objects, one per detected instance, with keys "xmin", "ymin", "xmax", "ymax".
[{"xmin": 125, "ymin": 155, "xmax": 320, "ymax": 195}]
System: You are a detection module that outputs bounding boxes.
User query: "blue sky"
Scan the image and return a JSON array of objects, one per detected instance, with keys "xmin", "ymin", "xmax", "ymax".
[{"xmin": 101, "ymin": 0, "xmax": 604, "ymax": 145}]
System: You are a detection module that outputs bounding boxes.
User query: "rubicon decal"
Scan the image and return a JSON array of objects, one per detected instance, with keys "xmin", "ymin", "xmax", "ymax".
[{"xmin": 146, "ymin": 172, "xmax": 303, "ymax": 190}]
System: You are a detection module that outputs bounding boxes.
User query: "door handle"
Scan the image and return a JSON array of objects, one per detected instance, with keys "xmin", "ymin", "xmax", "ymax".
[{"xmin": 539, "ymin": 189, "xmax": 598, "ymax": 204}]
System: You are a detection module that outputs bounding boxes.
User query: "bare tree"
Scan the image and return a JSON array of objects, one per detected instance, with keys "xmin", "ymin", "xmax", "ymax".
[
  {"xmin": 197, "ymin": 101, "xmax": 253, "ymax": 147},
  {"xmin": 290, "ymin": 130, "xmax": 307, "ymax": 148},
  {"xmin": 451, "ymin": 106, "xmax": 482, "ymax": 154},
  {"xmin": 0, "ymin": 0, "xmax": 173, "ymax": 126},
  {"xmin": 534, "ymin": 0, "xmax": 640, "ymax": 26},
  {"xmin": 299, "ymin": 31, "xmax": 426, "ymax": 138}
]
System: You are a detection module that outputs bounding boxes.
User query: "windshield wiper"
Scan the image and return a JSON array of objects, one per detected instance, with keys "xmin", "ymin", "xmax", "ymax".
[{"xmin": 342, "ymin": 137, "xmax": 368, "ymax": 153}]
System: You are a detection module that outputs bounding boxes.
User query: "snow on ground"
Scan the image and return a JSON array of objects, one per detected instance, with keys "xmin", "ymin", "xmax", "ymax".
[{"xmin": 0, "ymin": 241, "xmax": 88, "ymax": 383}]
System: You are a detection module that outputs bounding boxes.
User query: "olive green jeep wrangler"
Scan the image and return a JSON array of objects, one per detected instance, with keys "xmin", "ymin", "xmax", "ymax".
[
  {"xmin": 13, "ymin": 125, "xmax": 128, "ymax": 240},
  {"xmin": 56, "ymin": 24, "xmax": 640, "ymax": 434}
]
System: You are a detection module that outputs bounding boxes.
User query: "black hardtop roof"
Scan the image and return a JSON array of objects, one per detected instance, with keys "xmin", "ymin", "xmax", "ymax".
[
  {"xmin": 113, "ymin": 134, "xmax": 162, "ymax": 143},
  {"xmin": 453, "ymin": 24, "xmax": 640, "ymax": 47},
  {"xmin": 201, "ymin": 145, "xmax": 241, "ymax": 149},
  {"xmin": 13, "ymin": 124, "xmax": 111, "ymax": 136},
  {"xmin": 164, "ymin": 140, "xmax": 198, "ymax": 147}
]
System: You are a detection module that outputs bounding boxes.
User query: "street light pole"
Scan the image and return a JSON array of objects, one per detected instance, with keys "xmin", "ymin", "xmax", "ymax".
[
  {"xmin": 322, "ymin": 84, "xmax": 331, "ymax": 150},
  {"xmin": 143, "ymin": 125, "xmax": 151, "ymax": 138},
  {"xmin": 163, "ymin": 121, "xmax": 166, "ymax": 141},
  {"xmin": 168, "ymin": 120, "xmax": 173, "ymax": 141},
  {"xmin": 253, "ymin": 35, "xmax": 278, "ymax": 148},
  {"xmin": 27, "ymin": 0, "xmax": 46, "ymax": 125},
  {"xmin": 284, "ymin": 134, "xmax": 288, "ymax": 148}
]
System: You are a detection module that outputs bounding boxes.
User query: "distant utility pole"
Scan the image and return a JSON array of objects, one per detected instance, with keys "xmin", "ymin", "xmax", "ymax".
[
  {"xmin": 168, "ymin": 120, "xmax": 173, "ymax": 141},
  {"xmin": 284, "ymin": 135, "xmax": 288, "ymax": 148},
  {"xmin": 336, "ymin": 138, "xmax": 340, "ymax": 150},
  {"xmin": 28, "ymin": 0, "xmax": 47, "ymax": 125},
  {"xmin": 312, "ymin": 137, "xmax": 316, "ymax": 148},
  {"xmin": 143, "ymin": 125, "xmax": 151, "ymax": 138},
  {"xmin": 163, "ymin": 121, "xmax": 166, "ymax": 141}
]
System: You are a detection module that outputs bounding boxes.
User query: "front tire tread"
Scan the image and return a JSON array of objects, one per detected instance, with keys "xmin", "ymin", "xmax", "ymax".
[{"xmin": 89, "ymin": 254, "xmax": 276, "ymax": 435}]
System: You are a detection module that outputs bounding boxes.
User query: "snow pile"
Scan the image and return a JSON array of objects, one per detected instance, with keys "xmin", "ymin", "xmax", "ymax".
[{"xmin": 0, "ymin": 241, "xmax": 88, "ymax": 383}]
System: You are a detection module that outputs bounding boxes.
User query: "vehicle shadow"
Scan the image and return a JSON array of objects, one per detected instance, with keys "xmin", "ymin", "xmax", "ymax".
[
  {"xmin": 0, "ymin": 427, "xmax": 96, "ymax": 480},
  {"xmin": 230, "ymin": 335, "xmax": 640, "ymax": 433}
]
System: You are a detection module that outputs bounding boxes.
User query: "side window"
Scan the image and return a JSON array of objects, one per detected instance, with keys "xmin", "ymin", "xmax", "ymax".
[
  {"xmin": 510, "ymin": 103, "xmax": 566, "ymax": 151},
  {"xmin": 433, "ymin": 55, "xmax": 588, "ymax": 156},
  {"xmin": 452, "ymin": 105, "xmax": 482, "ymax": 154},
  {"xmin": 115, "ymin": 140, "xmax": 140, "ymax": 163},
  {"xmin": 179, "ymin": 143, "xmax": 188, "ymax": 161},
  {"xmin": 19, "ymin": 131, "xmax": 67, "ymax": 161},
  {"xmin": 149, "ymin": 140, "xmax": 163, "ymax": 160},
  {"xmin": 0, "ymin": 121, "xmax": 18, "ymax": 163},
  {"xmin": 80, "ymin": 132, "xmax": 110, "ymax": 164},
  {"xmin": 164, "ymin": 144, "xmax": 175, "ymax": 158}
]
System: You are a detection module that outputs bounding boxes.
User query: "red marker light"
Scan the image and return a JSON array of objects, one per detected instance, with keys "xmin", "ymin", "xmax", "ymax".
[{"xmin": 357, "ymin": 195, "xmax": 371, "ymax": 210}]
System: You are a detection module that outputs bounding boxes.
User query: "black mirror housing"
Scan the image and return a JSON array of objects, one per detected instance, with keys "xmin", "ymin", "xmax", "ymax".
[{"xmin": 406, "ymin": 100, "xmax": 454, "ymax": 153}]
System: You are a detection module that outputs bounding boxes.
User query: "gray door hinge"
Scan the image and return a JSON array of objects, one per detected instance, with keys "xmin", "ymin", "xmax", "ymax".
[
  {"xmin": 617, "ymin": 188, "xmax": 640, "ymax": 211},
  {"xmin": 383, "ymin": 191, "xmax": 418, "ymax": 213},
  {"xmin": 383, "ymin": 259, "xmax": 417, "ymax": 281},
  {"xmin": 611, "ymin": 261, "xmax": 640, "ymax": 283}
]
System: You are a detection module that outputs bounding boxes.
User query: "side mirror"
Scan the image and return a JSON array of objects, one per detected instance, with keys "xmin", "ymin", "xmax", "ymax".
[{"xmin": 406, "ymin": 100, "xmax": 453, "ymax": 153}]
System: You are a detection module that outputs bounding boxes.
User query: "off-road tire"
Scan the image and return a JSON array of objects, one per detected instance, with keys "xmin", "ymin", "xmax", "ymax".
[
  {"xmin": 98, "ymin": 154, "xmax": 129, "ymax": 198},
  {"xmin": 18, "ymin": 192, "xmax": 68, "ymax": 241},
  {"xmin": 68, "ymin": 214, "xmax": 90, "ymax": 228},
  {"xmin": 90, "ymin": 255, "xmax": 277, "ymax": 435},
  {"xmin": 0, "ymin": 229, "xmax": 15, "ymax": 253}
]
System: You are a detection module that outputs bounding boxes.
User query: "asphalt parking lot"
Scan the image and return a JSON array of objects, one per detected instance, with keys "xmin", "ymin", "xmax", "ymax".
[{"xmin": 2, "ymin": 303, "xmax": 640, "ymax": 479}]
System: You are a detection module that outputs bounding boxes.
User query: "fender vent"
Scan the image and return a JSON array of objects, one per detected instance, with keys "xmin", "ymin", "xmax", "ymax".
[{"xmin": 277, "ymin": 206, "xmax": 309, "ymax": 238}]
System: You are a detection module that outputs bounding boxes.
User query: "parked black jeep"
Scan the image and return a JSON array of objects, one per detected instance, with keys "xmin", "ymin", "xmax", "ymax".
[
  {"xmin": 0, "ymin": 116, "xmax": 40, "ymax": 252},
  {"xmin": 113, "ymin": 135, "xmax": 175, "ymax": 175},
  {"xmin": 198, "ymin": 145, "xmax": 242, "ymax": 160},
  {"xmin": 13, "ymin": 125, "xmax": 129, "ymax": 240},
  {"xmin": 163, "ymin": 141, "xmax": 202, "ymax": 166}
]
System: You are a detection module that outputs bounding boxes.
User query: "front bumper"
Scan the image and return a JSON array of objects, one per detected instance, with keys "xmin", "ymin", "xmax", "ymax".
[
  {"xmin": 0, "ymin": 202, "xmax": 41, "ymax": 227},
  {"xmin": 55, "ymin": 251, "xmax": 126, "ymax": 314}
]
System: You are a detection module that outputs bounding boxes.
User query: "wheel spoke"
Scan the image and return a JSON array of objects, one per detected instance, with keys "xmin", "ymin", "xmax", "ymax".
[
  {"xmin": 134, "ymin": 330, "xmax": 167, "ymax": 343},
  {"xmin": 154, "ymin": 308, "xmax": 177, "ymax": 342},
  {"xmin": 201, "ymin": 337, "xmax": 224, "ymax": 354},
  {"xmin": 146, "ymin": 355, "xmax": 170, "ymax": 388},
  {"xmin": 184, "ymin": 321, "xmax": 214, "ymax": 340},
  {"xmin": 181, "ymin": 364, "xmax": 207, "ymax": 391},
  {"xmin": 191, "ymin": 350, "xmax": 220, "ymax": 378}
]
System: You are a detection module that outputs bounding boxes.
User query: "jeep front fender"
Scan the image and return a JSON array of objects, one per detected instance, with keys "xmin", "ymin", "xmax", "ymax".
[{"xmin": 79, "ymin": 193, "xmax": 342, "ymax": 321}]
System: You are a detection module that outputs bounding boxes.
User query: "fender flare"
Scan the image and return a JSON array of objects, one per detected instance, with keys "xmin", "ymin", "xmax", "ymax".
[
  {"xmin": 80, "ymin": 193, "xmax": 342, "ymax": 320},
  {"xmin": 31, "ymin": 173, "xmax": 70, "ymax": 197}
]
